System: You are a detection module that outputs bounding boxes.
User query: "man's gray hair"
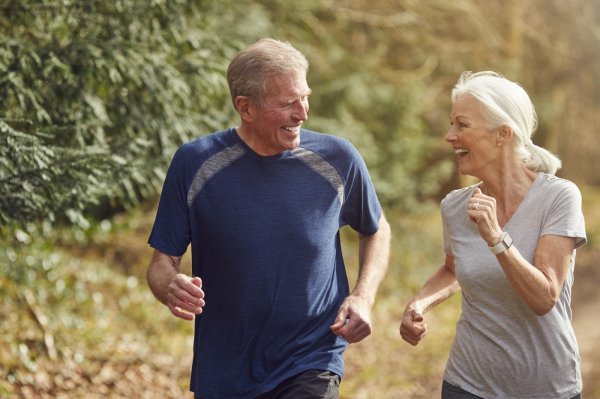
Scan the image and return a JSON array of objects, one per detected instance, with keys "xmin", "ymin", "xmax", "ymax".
[{"xmin": 227, "ymin": 38, "xmax": 309, "ymax": 107}]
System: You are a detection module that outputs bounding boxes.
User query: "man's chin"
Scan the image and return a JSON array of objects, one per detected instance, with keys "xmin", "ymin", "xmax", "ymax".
[{"xmin": 283, "ymin": 135, "xmax": 300, "ymax": 149}]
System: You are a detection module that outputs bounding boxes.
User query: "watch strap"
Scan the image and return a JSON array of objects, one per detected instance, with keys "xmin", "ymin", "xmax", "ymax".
[{"xmin": 489, "ymin": 231, "xmax": 513, "ymax": 255}]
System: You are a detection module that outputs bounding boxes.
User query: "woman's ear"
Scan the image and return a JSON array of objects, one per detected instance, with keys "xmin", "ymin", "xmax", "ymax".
[{"xmin": 496, "ymin": 125, "xmax": 513, "ymax": 147}]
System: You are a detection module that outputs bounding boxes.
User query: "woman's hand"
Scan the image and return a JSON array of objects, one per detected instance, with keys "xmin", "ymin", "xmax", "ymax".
[
  {"xmin": 467, "ymin": 187, "xmax": 503, "ymax": 246},
  {"xmin": 399, "ymin": 306, "xmax": 427, "ymax": 346}
]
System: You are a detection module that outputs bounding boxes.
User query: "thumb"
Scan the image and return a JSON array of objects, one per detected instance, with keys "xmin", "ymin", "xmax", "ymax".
[
  {"xmin": 411, "ymin": 309, "xmax": 424, "ymax": 322},
  {"xmin": 472, "ymin": 187, "xmax": 482, "ymax": 197}
]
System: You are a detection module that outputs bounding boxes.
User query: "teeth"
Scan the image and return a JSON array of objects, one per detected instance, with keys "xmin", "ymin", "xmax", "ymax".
[
  {"xmin": 283, "ymin": 126, "xmax": 299, "ymax": 132},
  {"xmin": 455, "ymin": 149, "xmax": 468, "ymax": 155}
]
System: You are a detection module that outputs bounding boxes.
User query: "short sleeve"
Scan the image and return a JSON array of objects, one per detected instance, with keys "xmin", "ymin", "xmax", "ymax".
[
  {"xmin": 541, "ymin": 180, "xmax": 587, "ymax": 249},
  {"xmin": 442, "ymin": 204, "xmax": 452, "ymax": 256},
  {"xmin": 148, "ymin": 147, "xmax": 192, "ymax": 256},
  {"xmin": 340, "ymin": 141, "xmax": 381, "ymax": 235}
]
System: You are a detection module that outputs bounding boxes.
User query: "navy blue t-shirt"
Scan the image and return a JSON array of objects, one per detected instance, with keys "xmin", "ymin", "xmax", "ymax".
[{"xmin": 149, "ymin": 128, "xmax": 382, "ymax": 398}]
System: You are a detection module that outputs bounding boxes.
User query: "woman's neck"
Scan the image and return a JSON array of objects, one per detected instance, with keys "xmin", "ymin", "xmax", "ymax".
[{"xmin": 479, "ymin": 167, "xmax": 538, "ymax": 226}]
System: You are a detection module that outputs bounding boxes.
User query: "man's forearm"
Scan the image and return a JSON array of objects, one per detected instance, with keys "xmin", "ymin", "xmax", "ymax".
[
  {"xmin": 352, "ymin": 213, "xmax": 391, "ymax": 305},
  {"xmin": 147, "ymin": 249, "xmax": 182, "ymax": 305}
]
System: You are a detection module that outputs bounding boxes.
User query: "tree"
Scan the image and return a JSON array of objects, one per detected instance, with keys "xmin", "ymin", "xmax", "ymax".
[
  {"xmin": 0, "ymin": 0, "xmax": 244, "ymax": 228},
  {"xmin": 252, "ymin": 0, "xmax": 599, "ymax": 198}
]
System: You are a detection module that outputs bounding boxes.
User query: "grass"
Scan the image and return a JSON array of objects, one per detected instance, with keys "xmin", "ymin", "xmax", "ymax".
[
  {"xmin": 1, "ymin": 185, "xmax": 598, "ymax": 398},
  {"xmin": 338, "ymin": 203, "xmax": 459, "ymax": 398}
]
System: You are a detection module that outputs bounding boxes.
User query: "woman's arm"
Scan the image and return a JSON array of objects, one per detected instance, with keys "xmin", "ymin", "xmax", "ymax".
[
  {"xmin": 494, "ymin": 234, "xmax": 575, "ymax": 315},
  {"xmin": 400, "ymin": 254, "xmax": 460, "ymax": 346}
]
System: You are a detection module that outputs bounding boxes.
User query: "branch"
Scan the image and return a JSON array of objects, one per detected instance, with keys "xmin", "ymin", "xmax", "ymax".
[{"xmin": 23, "ymin": 289, "xmax": 58, "ymax": 361}]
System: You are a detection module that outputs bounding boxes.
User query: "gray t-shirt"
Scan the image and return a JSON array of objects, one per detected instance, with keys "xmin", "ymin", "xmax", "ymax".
[{"xmin": 441, "ymin": 173, "xmax": 587, "ymax": 399}]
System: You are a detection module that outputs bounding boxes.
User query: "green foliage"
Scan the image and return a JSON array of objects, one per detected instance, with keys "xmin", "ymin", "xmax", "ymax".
[
  {"xmin": 1, "ymin": 1, "xmax": 599, "ymax": 397},
  {"xmin": 237, "ymin": 0, "xmax": 460, "ymax": 208},
  {"xmin": 248, "ymin": 0, "xmax": 599, "ymax": 205},
  {"xmin": 3, "ymin": 193, "xmax": 600, "ymax": 397},
  {"xmin": 0, "ymin": 119, "xmax": 126, "ymax": 227},
  {"xmin": 0, "ymin": 0, "xmax": 463, "ymax": 229},
  {"xmin": 2, "ymin": 0, "xmax": 598, "ymax": 228},
  {"xmin": 0, "ymin": 0, "xmax": 243, "ymax": 228},
  {"xmin": 310, "ymin": 75, "xmax": 450, "ymax": 209}
]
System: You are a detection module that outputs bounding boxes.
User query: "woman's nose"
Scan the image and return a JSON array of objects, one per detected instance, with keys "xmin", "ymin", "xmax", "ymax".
[{"xmin": 445, "ymin": 127, "xmax": 456, "ymax": 143}]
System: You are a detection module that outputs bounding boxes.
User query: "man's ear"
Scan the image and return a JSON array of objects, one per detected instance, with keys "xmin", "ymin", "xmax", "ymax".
[
  {"xmin": 496, "ymin": 125, "xmax": 513, "ymax": 147},
  {"xmin": 235, "ymin": 96, "xmax": 252, "ymax": 121}
]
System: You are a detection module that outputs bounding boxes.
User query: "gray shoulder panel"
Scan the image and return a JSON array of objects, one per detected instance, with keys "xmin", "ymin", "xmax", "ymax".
[
  {"xmin": 291, "ymin": 147, "xmax": 345, "ymax": 205},
  {"xmin": 187, "ymin": 144, "xmax": 245, "ymax": 207}
]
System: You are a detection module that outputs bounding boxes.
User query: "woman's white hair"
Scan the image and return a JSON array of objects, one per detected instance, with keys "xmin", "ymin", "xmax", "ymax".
[{"xmin": 452, "ymin": 71, "xmax": 561, "ymax": 175}]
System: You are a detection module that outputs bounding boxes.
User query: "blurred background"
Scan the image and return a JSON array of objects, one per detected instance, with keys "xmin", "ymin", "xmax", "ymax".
[{"xmin": 1, "ymin": 0, "xmax": 598, "ymax": 397}]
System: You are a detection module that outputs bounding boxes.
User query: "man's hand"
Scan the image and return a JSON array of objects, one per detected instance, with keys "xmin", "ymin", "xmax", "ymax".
[
  {"xmin": 166, "ymin": 274, "xmax": 205, "ymax": 321},
  {"xmin": 330, "ymin": 295, "xmax": 372, "ymax": 343}
]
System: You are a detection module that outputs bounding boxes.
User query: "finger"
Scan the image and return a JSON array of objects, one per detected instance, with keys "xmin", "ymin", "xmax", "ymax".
[
  {"xmin": 401, "ymin": 333, "xmax": 420, "ymax": 346},
  {"xmin": 191, "ymin": 276, "xmax": 202, "ymax": 287},
  {"xmin": 330, "ymin": 321, "xmax": 346, "ymax": 332},
  {"xmin": 330, "ymin": 311, "xmax": 349, "ymax": 331},
  {"xmin": 346, "ymin": 323, "xmax": 372, "ymax": 343},
  {"xmin": 400, "ymin": 326, "xmax": 426, "ymax": 346},
  {"xmin": 169, "ymin": 293, "xmax": 203, "ymax": 314},
  {"xmin": 400, "ymin": 324, "xmax": 419, "ymax": 340},
  {"xmin": 400, "ymin": 317, "xmax": 427, "ymax": 338},
  {"xmin": 339, "ymin": 317, "xmax": 372, "ymax": 342},
  {"xmin": 170, "ymin": 305, "xmax": 196, "ymax": 321},
  {"xmin": 399, "ymin": 323, "xmax": 419, "ymax": 344},
  {"xmin": 173, "ymin": 288, "xmax": 204, "ymax": 307},
  {"xmin": 413, "ymin": 323, "xmax": 428, "ymax": 339},
  {"xmin": 333, "ymin": 322, "xmax": 351, "ymax": 339},
  {"xmin": 399, "ymin": 328, "xmax": 418, "ymax": 345},
  {"xmin": 190, "ymin": 277, "xmax": 204, "ymax": 297},
  {"xmin": 184, "ymin": 277, "xmax": 204, "ymax": 299}
]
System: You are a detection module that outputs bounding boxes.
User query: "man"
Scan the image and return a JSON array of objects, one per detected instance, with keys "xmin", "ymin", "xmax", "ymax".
[{"xmin": 147, "ymin": 37, "xmax": 390, "ymax": 399}]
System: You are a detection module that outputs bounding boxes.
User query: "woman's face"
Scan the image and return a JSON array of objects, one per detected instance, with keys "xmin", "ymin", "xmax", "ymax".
[{"xmin": 445, "ymin": 94, "xmax": 499, "ymax": 178}]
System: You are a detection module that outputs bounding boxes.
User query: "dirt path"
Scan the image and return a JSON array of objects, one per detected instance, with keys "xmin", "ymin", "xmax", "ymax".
[{"xmin": 572, "ymin": 248, "xmax": 600, "ymax": 398}]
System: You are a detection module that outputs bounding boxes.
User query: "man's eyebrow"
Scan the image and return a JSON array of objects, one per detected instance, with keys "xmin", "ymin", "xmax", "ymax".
[{"xmin": 286, "ymin": 90, "xmax": 312, "ymax": 103}]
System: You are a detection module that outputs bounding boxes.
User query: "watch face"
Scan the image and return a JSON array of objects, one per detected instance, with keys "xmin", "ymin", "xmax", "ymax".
[
  {"xmin": 490, "ymin": 232, "xmax": 512, "ymax": 254},
  {"xmin": 503, "ymin": 233, "xmax": 513, "ymax": 248}
]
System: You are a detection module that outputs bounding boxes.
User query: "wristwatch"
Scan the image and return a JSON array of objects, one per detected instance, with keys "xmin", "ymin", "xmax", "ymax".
[{"xmin": 489, "ymin": 231, "xmax": 513, "ymax": 255}]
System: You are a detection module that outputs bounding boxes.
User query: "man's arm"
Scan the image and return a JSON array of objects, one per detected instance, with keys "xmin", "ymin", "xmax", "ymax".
[
  {"xmin": 147, "ymin": 249, "xmax": 205, "ymax": 321},
  {"xmin": 331, "ymin": 212, "xmax": 391, "ymax": 343}
]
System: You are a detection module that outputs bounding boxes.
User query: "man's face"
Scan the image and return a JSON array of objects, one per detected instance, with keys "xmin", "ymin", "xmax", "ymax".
[{"xmin": 246, "ymin": 72, "xmax": 311, "ymax": 156}]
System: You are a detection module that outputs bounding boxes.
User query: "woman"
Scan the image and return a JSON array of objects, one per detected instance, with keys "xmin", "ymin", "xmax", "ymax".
[{"xmin": 400, "ymin": 71, "xmax": 586, "ymax": 399}]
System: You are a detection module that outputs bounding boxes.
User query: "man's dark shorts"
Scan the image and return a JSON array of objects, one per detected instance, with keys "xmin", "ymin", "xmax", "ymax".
[{"xmin": 257, "ymin": 369, "xmax": 340, "ymax": 399}]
